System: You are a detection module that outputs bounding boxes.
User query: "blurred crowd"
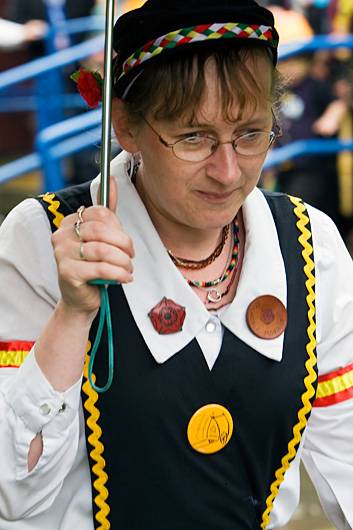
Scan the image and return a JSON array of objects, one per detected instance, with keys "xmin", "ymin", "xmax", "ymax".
[
  {"xmin": 260, "ymin": 0, "xmax": 353, "ymax": 243},
  {"xmin": 0, "ymin": 0, "xmax": 353, "ymax": 246}
]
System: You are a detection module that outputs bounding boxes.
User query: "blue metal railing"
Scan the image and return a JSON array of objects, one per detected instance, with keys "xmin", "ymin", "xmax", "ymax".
[
  {"xmin": 0, "ymin": 35, "xmax": 103, "ymax": 91},
  {"xmin": 36, "ymin": 109, "xmax": 102, "ymax": 190},
  {"xmin": 279, "ymin": 33, "xmax": 353, "ymax": 60},
  {"xmin": 0, "ymin": 17, "xmax": 105, "ymax": 186},
  {"xmin": 1, "ymin": 129, "xmax": 352, "ymax": 188},
  {"xmin": 0, "ymin": 155, "xmax": 41, "ymax": 186},
  {"xmin": 2, "ymin": 31, "xmax": 351, "ymax": 95},
  {"xmin": 0, "ymin": 94, "xmax": 83, "ymax": 113},
  {"xmin": 0, "ymin": 35, "xmax": 104, "ymax": 136},
  {"xmin": 0, "ymin": 18, "xmax": 104, "ymax": 91},
  {"xmin": 264, "ymin": 138, "xmax": 353, "ymax": 170},
  {"xmin": 0, "ymin": 31, "xmax": 352, "ymax": 190},
  {"xmin": 0, "ymin": 17, "xmax": 105, "ymax": 132},
  {"xmin": 0, "ymin": 109, "xmax": 102, "ymax": 186}
]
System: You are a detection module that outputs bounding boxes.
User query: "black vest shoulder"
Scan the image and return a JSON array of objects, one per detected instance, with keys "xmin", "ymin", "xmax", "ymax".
[{"xmin": 35, "ymin": 180, "xmax": 93, "ymax": 230}]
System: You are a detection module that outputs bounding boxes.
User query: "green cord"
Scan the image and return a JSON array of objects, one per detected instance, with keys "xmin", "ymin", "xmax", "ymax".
[{"xmin": 88, "ymin": 283, "xmax": 116, "ymax": 393}]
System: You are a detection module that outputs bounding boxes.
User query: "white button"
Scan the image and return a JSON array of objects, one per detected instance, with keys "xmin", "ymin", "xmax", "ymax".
[
  {"xmin": 40, "ymin": 403, "xmax": 51, "ymax": 415},
  {"xmin": 206, "ymin": 320, "xmax": 217, "ymax": 334}
]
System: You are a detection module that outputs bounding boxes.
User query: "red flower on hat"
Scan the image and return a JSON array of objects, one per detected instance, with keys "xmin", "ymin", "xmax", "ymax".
[
  {"xmin": 70, "ymin": 68, "xmax": 103, "ymax": 108},
  {"xmin": 149, "ymin": 297, "xmax": 186, "ymax": 335}
]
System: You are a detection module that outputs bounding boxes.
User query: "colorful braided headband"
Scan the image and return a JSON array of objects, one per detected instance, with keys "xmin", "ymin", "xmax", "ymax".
[{"xmin": 119, "ymin": 22, "xmax": 278, "ymax": 80}]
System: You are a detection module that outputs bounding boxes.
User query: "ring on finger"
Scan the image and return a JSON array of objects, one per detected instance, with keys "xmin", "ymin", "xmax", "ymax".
[
  {"xmin": 77, "ymin": 205, "xmax": 85, "ymax": 223},
  {"xmin": 79, "ymin": 241, "xmax": 86, "ymax": 260},
  {"xmin": 74, "ymin": 220, "xmax": 82, "ymax": 239},
  {"xmin": 74, "ymin": 205, "xmax": 85, "ymax": 240}
]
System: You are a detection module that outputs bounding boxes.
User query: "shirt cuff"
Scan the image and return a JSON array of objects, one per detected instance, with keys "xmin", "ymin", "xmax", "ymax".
[{"xmin": 3, "ymin": 347, "xmax": 82, "ymax": 435}]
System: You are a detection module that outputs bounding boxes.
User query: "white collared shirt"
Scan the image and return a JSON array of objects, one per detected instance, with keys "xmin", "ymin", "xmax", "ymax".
[{"xmin": 0, "ymin": 151, "xmax": 352, "ymax": 529}]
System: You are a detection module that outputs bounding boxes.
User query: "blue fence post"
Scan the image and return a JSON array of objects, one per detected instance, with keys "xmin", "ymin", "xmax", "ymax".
[
  {"xmin": 35, "ymin": 71, "xmax": 65, "ymax": 133},
  {"xmin": 35, "ymin": 109, "xmax": 102, "ymax": 191},
  {"xmin": 36, "ymin": 134, "xmax": 64, "ymax": 191},
  {"xmin": 35, "ymin": 27, "xmax": 66, "ymax": 134}
]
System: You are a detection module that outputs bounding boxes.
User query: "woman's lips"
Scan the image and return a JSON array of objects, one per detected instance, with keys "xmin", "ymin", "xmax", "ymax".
[{"xmin": 196, "ymin": 189, "xmax": 235, "ymax": 202}]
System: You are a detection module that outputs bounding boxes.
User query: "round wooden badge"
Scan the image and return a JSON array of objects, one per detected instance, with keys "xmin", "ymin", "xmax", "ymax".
[{"xmin": 246, "ymin": 295, "xmax": 287, "ymax": 340}]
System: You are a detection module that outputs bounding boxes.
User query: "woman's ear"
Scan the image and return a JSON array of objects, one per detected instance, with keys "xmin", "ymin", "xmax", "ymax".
[{"xmin": 111, "ymin": 98, "xmax": 139, "ymax": 153}]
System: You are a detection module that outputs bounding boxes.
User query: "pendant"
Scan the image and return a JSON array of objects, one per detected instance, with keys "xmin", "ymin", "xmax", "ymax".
[{"xmin": 207, "ymin": 289, "xmax": 222, "ymax": 303}]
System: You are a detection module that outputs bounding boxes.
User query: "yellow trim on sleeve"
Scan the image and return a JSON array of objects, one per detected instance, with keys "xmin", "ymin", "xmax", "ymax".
[
  {"xmin": 260, "ymin": 196, "xmax": 317, "ymax": 529},
  {"xmin": 317, "ymin": 370, "xmax": 353, "ymax": 399},
  {"xmin": 0, "ymin": 350, "xmax": 29, "ymax": 367}
]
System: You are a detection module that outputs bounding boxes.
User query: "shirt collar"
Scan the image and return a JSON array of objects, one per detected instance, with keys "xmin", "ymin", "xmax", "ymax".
[{"xmin": 91, "ymin": 151, "xmax": 286, "ymax": 364}]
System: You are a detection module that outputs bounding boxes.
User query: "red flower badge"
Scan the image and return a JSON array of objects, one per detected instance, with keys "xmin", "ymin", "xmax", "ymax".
[
  {"xmin": 70, "ymin": 68, "xmax": 103, "ymax": 108},
  {"xmin": 149, "ymin": 297, "xmax": 186, "ymax": 335}
]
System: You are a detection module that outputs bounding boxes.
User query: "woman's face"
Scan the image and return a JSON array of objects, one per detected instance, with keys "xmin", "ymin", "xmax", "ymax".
[{"xmin": 117, "ymin": 53, "xmax": 273, "ymax": 234}]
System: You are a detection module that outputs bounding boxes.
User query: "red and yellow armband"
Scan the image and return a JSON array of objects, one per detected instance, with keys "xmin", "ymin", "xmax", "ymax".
[
  {"xmin": 0, "ymin": 341, "xmax": 34, "ymax": 368},
  {"xmin": 314, "ymin": 362, "xmax": 353, "ymax": 407}
]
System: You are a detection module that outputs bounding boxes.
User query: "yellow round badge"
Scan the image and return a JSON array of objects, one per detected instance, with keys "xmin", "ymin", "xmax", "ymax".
[{"xmin": 187, "ymin": 404, "xmax": 233, "ymax": 454}]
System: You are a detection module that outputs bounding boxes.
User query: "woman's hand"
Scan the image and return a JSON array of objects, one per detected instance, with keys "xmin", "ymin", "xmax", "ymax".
[{"xmin": 51, "ymin": 177, "xmax": 134, "ymax": 318}]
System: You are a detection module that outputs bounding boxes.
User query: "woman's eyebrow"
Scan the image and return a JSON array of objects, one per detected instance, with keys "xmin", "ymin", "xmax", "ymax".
[
  {"xmin": 178, "ymin": 120, "xmax": 213, "ymax": 130},
  {"xmin": 178, "ymin": 116, "xmax": 270, "ymax": 132}
]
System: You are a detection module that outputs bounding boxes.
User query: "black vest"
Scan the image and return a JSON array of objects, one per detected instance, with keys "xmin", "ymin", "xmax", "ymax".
[{"xmin": 37, "ymin": 182, "xmax": 317, "ymax": 530}]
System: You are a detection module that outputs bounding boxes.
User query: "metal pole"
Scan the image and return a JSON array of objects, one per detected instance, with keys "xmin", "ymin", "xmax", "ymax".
[
  {"xmin": 99, "ymin": 0, "xmax": 115, "ymax": 207},
  {"xmin": 87, "ymin": 0, "xmax": 117, "ymax": 394}
]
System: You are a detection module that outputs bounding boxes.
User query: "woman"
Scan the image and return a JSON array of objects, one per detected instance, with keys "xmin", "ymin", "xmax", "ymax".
[{"xmin": 0, "ymin": 1, "xmax": 352, "ymax": 529}]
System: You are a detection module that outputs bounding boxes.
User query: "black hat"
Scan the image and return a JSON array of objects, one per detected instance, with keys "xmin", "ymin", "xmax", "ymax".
[{"xmin": 113, "ymin": 0, "xmax": 279, "ymax": 97}]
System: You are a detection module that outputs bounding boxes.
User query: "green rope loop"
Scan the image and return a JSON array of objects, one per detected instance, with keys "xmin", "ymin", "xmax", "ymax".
[{"xmin": 88, "ymin": 281, "xmax": 116, "ymax": 393}]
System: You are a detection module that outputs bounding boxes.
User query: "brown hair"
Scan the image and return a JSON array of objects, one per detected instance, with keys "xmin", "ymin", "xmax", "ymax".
[{"xmin": 113, "ymin": 43, "xmax": 282, "ymax": 125}]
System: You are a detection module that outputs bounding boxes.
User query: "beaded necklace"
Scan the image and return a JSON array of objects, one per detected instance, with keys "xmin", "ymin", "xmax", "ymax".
[
  {"xmin": 206, "ymin": 257, "xmax": 238, "ymax": 304},
  {"xmin": 186, "ymin": 218, "xmax": 240, "ymax": 289},
  {"xmin": 168, "ymin": 224, "xmax": 230, "ymax": 270},
  {"xmin": 204, "ymin": 227, "xmax": 237, "ymax": 303}
]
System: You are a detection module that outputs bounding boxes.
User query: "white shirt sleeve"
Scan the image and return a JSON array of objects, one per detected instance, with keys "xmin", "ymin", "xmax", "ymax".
[
  {"xmin": 302, "ymin": 205, "xmax": 353, "ymax": 530},
  {"xmin": 0, "ymin": 18, "xmax": 27, "ymax": 49},
  {"xmin": 0, "ymin": 199, "xmax": 83, "ymax": 520}
]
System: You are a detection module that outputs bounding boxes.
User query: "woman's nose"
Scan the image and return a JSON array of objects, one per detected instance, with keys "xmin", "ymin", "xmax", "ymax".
[{"xmin": 206, "ymin": 142, "xmax": 242, "ymax": 184}]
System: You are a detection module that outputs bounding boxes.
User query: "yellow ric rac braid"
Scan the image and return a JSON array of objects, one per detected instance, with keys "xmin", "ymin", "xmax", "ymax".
[
  {"xmin": 40, "ymin": 190, "xmax": 110, "ymax": 527},
  {"xmin": 40, "ymin": 193, "xmax": 65, "ymax": 229},
  {"xmin": 82, "ymin": 348, "xmax": 111, "ymax": 530},
  {"xmin": 260, "ymin": 196, "xmax": 317, "ymax": 529}
]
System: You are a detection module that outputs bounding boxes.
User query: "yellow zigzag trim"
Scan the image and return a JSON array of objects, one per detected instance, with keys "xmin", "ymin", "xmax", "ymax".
[
  {"xmin": 41, "ymin": 193, "xmax": 65, "ymax": 229},
  {"xmin": 260, "ymin": 196, "xmax": 317, "ymax": 529},
  {"xmin": 40, "ymin": 194, "xmax": 110, "ymax": 527},
  {"xmin": 82, "ymin": 348, "xmax": 111, "ymax": 530}
]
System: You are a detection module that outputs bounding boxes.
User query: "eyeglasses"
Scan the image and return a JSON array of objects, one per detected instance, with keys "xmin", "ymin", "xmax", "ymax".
[{"xmin": 142, "ymin": 115, "xmax": 281, "ymax": 163}]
